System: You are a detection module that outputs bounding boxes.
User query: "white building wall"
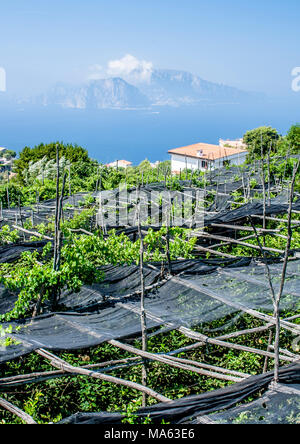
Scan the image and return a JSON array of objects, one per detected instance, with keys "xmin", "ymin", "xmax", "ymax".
[
  {"xmin": 171, "ymin": 151, "xmax": 247, "ymax": 174},
  {"xmin": 171, "ymin": 154, "xmax": 209, "ymax": 173}
]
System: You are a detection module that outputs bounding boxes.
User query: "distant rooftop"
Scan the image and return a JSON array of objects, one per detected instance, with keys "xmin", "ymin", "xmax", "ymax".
[
  {"xmin": 106, "ymin": 159, "xmax": 132, "ymax": 168},
  {"xmin": 219, "ymin": 138, "xmax": 247, "ymax": 149}
]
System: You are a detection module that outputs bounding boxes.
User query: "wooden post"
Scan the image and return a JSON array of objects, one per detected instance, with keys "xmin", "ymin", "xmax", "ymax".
[
  {"xmin": 282, "ymin": 144, "xmax": 290, "ymax": 190},
  {"xmin": 247, "ymin": 171, "xmax": 252, "ymax": 201},
  {"xmin": 52, "ymin": 145, "xmax": 67, "ymax": 309},
  {"xmin": 18, "ymin": 196, "xmax": 25, "ymax": 243},
  {"xmin": 137, "ymin": 186, "xmax": 148, "ymax": 407},
  {"xmin": 6, "ymin": 170, "xmax": 10, "ymax": 209},
  {"xmin": 53, "ymin": 144, "xmax": 60, "ymax": 274},
  {"xmin": 260, "ymin": 135, "xmax": 267, "ymax": 246},
  {"xmin": 69, "ymin": 163, "xmax": 72, "ymax": 197},
  {"xmin": 166, "ymin": 191, "xmax": 172, "ymax": 275},
  {"xmin": 36, "ymin": 191, "xmax": 40, "ymax": 214},
  {"xmin": 185, "ymin": 156, "xmax": 188, "ymax": 180},
  {"xmin": 267, "ymin": 144, "xmax": 272, "ymax": 206},
  {"xmin": 215, "ymin": 168, "xmax": 220, "ymax": 210},
  {"xmin": 273, "ymin": 159, "xmax": 299, "ymax": 383},
  {"xmin": 17, "ymin": 198, "xmax": 22, "ymax": 226},
  {"xmin": 263, "ymin": 329, "xmax": 274, "ymax": 373}
]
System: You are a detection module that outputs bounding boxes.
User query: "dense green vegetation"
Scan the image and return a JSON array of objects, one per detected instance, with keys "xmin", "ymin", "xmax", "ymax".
[
  {"xmin": 0, "ymin": 124, "xmax": 299, "ymax": 424},
  {"xmin": 243, "ymin": 124, "xmax": 300, "ymax": 159},
  {"xmin": 0, "ymin": 224, "xmax": 196, "ymax": 321},
  {"xmin": 243, "ymin": 126, "xmax": 280, "ymax": 157},
  {"xmin": 0, "ymin": 312, "xmax": 298, "ymax": 424}
]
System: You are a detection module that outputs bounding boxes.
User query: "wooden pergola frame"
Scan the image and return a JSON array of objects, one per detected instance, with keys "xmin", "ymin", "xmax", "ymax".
[{"xmin": 0, "ymin": 155, "xmax": 299, "ymax": 424}]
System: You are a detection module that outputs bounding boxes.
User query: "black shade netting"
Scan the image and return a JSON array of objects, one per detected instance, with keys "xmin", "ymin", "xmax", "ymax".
[
  {"xmin": 0, "ymin": 258, "xmax": 299, "ymax": 364},
  {"xmin": 193, "ymin": 383, "xmax": 300, "ymax": 424}
]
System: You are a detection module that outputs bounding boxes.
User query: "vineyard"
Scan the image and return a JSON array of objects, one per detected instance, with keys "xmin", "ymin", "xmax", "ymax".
[{"xmin": 0, "ymin": 141, "xmax": 299, "ymax": 424}]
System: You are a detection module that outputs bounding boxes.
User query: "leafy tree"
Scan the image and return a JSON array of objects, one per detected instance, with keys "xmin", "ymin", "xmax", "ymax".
[
  {"xmin": 138, "ymin": 159, "xmax": 152, "ymax": 173},
  {"xmin": 243, "ymin": 126, "xmax": 280, "ymax": 158},
  {"xmin": 14, "ymin": 142, "xmax": 92, "ymax": 183},
  {"xmin": 0, "ymin": 240, "xmax": 103, "ymax": 320},
  {"xmin": 27, "ymin": 156, "xmax": 71, "ymax": 184},
  {"xmin": 286, "ymin": 124, "xmax": 300, "ymax": 153}
]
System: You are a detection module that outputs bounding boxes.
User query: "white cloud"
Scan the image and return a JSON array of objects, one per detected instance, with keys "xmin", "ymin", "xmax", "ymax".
[
  {"xmin": 107, "ymin": 54, "xmax": 153, "ymax": 83},
  {"xmin": 86, "ymin": 55, "xmax": 154, "ymax": 84}
]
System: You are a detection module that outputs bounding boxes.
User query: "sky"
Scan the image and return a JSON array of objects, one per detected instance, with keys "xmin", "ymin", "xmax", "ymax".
[{"xmin": 0, "ymin": 0, "xmax": 300, "ymax": 97}]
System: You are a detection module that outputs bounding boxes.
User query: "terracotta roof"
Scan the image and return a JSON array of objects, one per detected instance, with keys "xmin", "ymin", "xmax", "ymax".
[{"xmin": 168, "ymin": 142, "xmax": 248, "ymax": 161}]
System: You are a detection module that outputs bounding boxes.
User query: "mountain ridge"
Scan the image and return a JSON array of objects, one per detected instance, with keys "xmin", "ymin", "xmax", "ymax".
[
  {"xmin": 38, "ymin": 77, "xmax": 150, "ymax": 109},
  {"xmin": 8, "ymin": 68, "xmax": 264, "ymax": 110}
]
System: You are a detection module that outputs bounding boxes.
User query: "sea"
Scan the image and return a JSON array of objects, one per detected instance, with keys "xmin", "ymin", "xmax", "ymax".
[{"xmin": 0, "ymin": 96, "xmax": 299, "ymax": 165}]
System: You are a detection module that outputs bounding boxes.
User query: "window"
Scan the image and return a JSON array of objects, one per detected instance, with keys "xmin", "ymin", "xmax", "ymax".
[{"xmin": 201, "ymin": 160, "xmax": 208, "ymax": 169}]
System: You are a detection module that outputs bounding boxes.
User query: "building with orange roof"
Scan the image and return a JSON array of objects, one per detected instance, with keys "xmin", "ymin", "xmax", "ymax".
[{"xmin": 168, "ymin": 140, "xmax": 248, "ymax": 174}]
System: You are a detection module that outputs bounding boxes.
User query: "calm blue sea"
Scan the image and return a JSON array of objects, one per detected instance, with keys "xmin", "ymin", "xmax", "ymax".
[{"xmin": 0, "ymin": 98, "xmax": 299, "ymax": 164}]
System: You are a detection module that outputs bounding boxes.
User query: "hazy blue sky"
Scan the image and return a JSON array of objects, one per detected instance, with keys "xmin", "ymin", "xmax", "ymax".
[{"xmin": 1, "ymin": 0, "xmax": 300, "ymax": 96}]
